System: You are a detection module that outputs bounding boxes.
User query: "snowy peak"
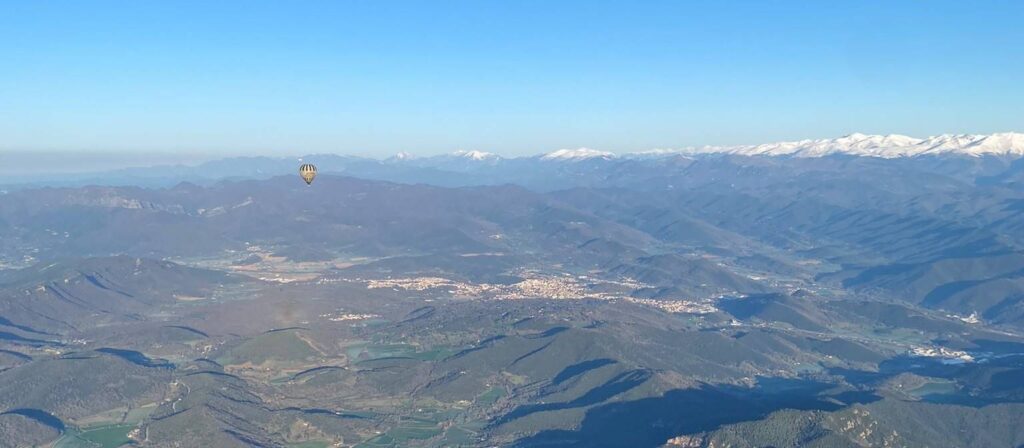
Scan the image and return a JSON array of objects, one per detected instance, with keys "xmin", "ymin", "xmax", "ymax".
[
  {"xmin": 645, "ymin": 132, "xmax": 1024, "ymax": 159},
  {"xmin": 743, "ymin": 133, "xmax": 925, "ymax": 157},
  {"xmin": 541, "ymin": 148, "xmax": 616, "ymax": 161},
  {"xmin": 385, "ymin": 151, "xmax": 416, "ymax": 162},
  {"xmin": 451, "ymin": 150, "xmax": 499, "ymax": 161},
  {"xmin": 916, "ymin": 133, "xmax": 1024, "ymax": 156}
]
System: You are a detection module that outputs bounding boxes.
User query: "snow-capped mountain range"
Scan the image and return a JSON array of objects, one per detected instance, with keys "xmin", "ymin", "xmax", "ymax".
[
  {"xmin": 540, "ymin": 148, "xmax": 616, "ymax": 161},
  {"xmin": 410, "ymin": 132, "xmax": 1024, "ymax": 162},
  {"xmin": 10, "ymin": 132, "xmax": 1024, "ymax": 190},
  {"xmin": 655, "ymin": 132, "xmax": 1024, "ymax": 159}
]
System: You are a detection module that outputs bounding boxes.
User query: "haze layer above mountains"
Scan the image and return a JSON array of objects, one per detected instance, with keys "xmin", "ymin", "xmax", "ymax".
[{"xmin": 4, "ymin": 132, "xmax": 1024, "ymax": 188}]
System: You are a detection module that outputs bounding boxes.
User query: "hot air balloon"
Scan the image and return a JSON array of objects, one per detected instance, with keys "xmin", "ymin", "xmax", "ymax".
[{"xmin": 299, "ymin": 164, "xmax": 317, "ymax": 185}]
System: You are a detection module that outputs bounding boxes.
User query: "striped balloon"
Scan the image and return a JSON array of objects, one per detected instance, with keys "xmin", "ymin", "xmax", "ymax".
[{"xmin": 299, "ymin": 164, "xmax": 317, "ymax": 185}]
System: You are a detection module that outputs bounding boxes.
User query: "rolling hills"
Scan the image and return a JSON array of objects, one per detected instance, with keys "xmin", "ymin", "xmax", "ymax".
[{"xmin": 2, "ymin": 146, "xmax": 1024, "ymax": 446}]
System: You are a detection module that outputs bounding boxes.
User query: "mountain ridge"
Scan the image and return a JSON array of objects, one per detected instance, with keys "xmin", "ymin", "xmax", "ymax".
[
  {"xmin": 5, "ymin": 132, "xmax": 1024, "ymax": 191},
  {"xmin": 635, "ymin": 132, "xmax": 1024, "ymax": 159}
]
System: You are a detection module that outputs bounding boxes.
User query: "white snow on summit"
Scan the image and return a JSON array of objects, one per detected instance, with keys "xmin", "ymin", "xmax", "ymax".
[
  {"xmin": 541, "ymin": 148, "xmax": 616, "ymax": 160},
  {"xmin": 914, "ymin": 132, "xmax": 1024, "ymax": 157},
  {"xmin": 451, "ymin": 150, "xmax": 499, "ymax": 161},
  {"xmin": 635, "ymin": 132, "xmax": 1024, "ymax": 159},
  {"xmin": 387, "ymin": 151, "xmax": 415, "ymax": 161}
]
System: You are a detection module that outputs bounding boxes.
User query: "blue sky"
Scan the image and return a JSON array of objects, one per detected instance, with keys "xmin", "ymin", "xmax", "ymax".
[{"xmin": 1, "ymin": 0, "xmax": 1021, "ymax": 158}]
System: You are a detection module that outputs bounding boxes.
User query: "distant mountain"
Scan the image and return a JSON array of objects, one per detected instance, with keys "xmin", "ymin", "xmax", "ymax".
[
  {"xmin": 541, "ymin": 148, "xmax": 616, "ymax": 161},
  {"xmin": 643, "ymin": 132, "xmax": 1024, "ymax": 159},
  {"xmin": 5, "ymin": 132, "xmax": 1024, "ymax": 192},
  {"xmin": 398, "ymin": 150, "xmax": 504, "ymax": 172},
  {"xmin": 452, "ymin": 150, "xmax": 500, "ymax": 161}
]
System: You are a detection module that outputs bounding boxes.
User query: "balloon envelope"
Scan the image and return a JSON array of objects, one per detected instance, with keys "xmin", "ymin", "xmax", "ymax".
[{"xmin": 299, "ymin": 164, "xmax": 317, "ymax": 185}]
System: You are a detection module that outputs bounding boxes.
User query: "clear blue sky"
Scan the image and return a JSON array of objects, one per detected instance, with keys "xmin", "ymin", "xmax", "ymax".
[{"xmin": 1, "ymin": 0, "xmax": 1021, "ymax": 157}]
